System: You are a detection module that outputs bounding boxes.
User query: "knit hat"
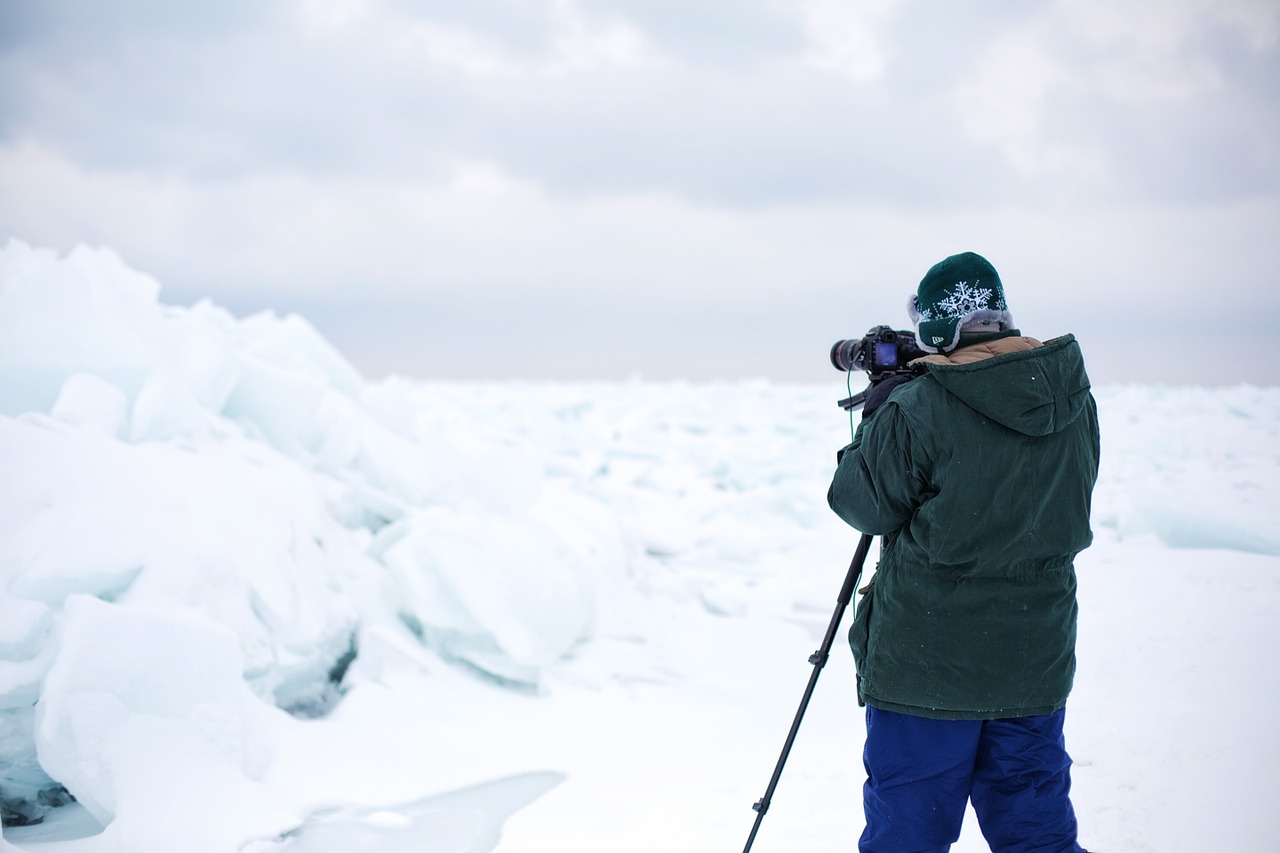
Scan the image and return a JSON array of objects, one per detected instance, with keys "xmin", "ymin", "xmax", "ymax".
[{"xmin": 907, "ymin": 252, "xmax": 1014, "ymax": 354}]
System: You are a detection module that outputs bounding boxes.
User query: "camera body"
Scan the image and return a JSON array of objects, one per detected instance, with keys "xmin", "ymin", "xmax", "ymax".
[
  {"xmin": 830, "ymin": 325, "xmax": 927, "ymax": 380},
  {"xmin": 830, "ymin": 326, "xmax": 927, "ymax": 411}
]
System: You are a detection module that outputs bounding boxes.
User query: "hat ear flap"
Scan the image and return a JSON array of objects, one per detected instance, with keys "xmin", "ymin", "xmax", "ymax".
[{"xmin": 907, "ymin": 293, "xmax": 923, "ymax": 323}]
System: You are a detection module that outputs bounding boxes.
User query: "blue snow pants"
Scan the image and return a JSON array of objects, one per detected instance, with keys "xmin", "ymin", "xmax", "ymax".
[{"xmin": 859, "ymin": 706, "xmax": 1085, "ymax": 853}]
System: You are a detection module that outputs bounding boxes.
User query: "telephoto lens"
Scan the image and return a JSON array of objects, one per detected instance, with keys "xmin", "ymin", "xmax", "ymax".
[{"xmin": 830, "ymin": 338, "xmax": 865, "ymax": 372}]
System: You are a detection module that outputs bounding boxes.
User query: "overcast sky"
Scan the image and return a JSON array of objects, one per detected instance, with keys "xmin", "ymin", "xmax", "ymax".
[{"xmin": 2, "ymin": 0, "xmax": 1278, "ymax": 384}]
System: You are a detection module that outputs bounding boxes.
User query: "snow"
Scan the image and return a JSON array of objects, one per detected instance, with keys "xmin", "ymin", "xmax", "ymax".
[{"xmin": 1, "ymin": 239, "xmax": 1278, "ymax": 852}]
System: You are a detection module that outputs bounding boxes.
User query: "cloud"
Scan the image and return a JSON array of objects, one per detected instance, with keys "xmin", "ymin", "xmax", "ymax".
[
  {"xmin": 949, "ymin": 0, "xmax": 1280, "ymax": 202},
  {"xmin": 2, "ymin": 0, "xmax": 1274, "ymax": 207},
  {"xmin": 5, "ymin": 0, "xmax": 1269, "ymax": 206}
]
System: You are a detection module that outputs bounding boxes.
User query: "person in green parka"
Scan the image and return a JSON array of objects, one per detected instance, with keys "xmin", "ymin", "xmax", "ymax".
[{"xmin": 829, "ymin": 252, "xmax": 1099, "ymax": 853}]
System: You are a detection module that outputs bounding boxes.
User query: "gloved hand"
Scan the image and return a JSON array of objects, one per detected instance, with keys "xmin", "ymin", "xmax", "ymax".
[{"xmin": 861, "ymin": 373, "xmax": 915, "ymax": 419}]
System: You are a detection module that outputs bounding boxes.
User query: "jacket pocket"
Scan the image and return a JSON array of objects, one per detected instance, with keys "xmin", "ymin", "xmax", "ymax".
[{"xmin": 848, "ymin": 582, "xmax": 875, "ymax": 700}]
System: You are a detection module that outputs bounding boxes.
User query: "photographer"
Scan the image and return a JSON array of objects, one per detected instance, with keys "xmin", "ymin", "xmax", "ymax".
[{"xmin": 828, "ymin": 252, "xmax": 1099, "ymax": 853}]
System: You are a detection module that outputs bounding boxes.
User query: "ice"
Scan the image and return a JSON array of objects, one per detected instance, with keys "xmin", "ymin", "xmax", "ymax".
[
  {"xmin": 0, "ymin": 595, "xmax": 56, "ymax": 827},
  {"xmin": 0, "ymin": 243, "xmax": 166, "ymax": 418},
  {"xmin": 1092, "ymin": 384, "xmax": 1280, "ymax": 555},
  {"xmin": 0, "ymin": 243, "xmax": 611, "ymax": 834},
  {"xmin": 162, "ymin": 301, "xmax": 243, "ymax": 408},
  {"xmin": 2, "ymin": 242, "xmax": 1278, "ymax": 852},
  {"xmin": 35, "ymin": 597, "xmax": 268, "ymax": 824},
  {"xmin": 129, "ymin": 367, "xmax": 217, "ymax": 443},
  {"xmin": 0, "ymin": 409, "xmax": 366, "ymax": 803},
  {"xmin": 375, "ymin": 507, "xmax": 595, "ymax": 684},
  {"xmin": 223, "ymin": 336, "xmax": 331, "ymax": 455},
  {"xmin": 0, "ymin": 597, "xmax": 49, "ymax": 660},
  {"xmin": 0, "ymin": 654, "xmax": 51, "ymax": 711},
  {"xmin": 244, "ymin": 773, "xmax": 563, "ymax": 853},
  {"xmin": 47, "ymin": 376, "xmax": 127, "ymax": 441}
]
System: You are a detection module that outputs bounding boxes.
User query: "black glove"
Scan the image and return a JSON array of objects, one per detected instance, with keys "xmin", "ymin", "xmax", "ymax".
[{"xmin": 861, "ymin": 373, "xmax": 914, "ymax": 419}]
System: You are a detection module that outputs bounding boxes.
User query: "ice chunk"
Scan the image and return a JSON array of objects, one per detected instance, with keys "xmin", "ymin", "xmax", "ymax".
[
  {"xmin": 0, "ymin": 651, "xmax": 54, "ymax": 712},
  {"xmin": 223, "ymin": 342, "xmax": 330, "ymax": 455},
  {"xmin": 237, "ymin": 311, "xmax": 364, "ymax": 398},
  {"xmin": 34, "ymin": 596, "xmax": 294, "ymax": 845},
  {"xmin": 0, "ymin": 413, "xmax": 365, "ymax": 716},
  {"xmin": 162, "ymin": 299, "xmax": 242, "ymax": 412},
  {"xmin": 0, "ymin": 596, "xmax": 50, "ymax": 660},
  {"xmin": 0, "ymin": 596, "xmax": 58, "ymax": 826},
  {"xmin": 246, "ymin": 772, "xmax": 563, "ymax": 853},
  {"xmin": 0, "ymin": 241, "xmax": 167, "ymax": 417},
  {"xmin": 218, "ymin": 311, "xmax": 366, "ymax": 456},
  {"xmin": 129, "ymin": 367, "xmax": 216, "ymax": 442},
  {"xmin": 48, "ymin": 373, "xmax": 128, "ymax": 439},
  {"xmin": 375, "ymin": 508, "xmax": 595, "ymax": 684},
  {"xmin": 0, "ymin": 417, "xmax": 147, "ymax": 605},
  {"xmin": 351, "ymin": 413, "xmax": 445, "ymax": 506}
]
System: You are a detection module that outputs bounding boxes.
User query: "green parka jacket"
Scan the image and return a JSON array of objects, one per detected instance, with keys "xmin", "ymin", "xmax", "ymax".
[{"xmin": 828, "ymin": 333, "xmax": 1100, "ymax": 720}]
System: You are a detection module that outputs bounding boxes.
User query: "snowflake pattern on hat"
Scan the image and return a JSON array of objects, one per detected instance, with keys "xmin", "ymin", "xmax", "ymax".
[{"xmin": 918, "ymin": 280, "xmax": 1007, "ymax": 321}]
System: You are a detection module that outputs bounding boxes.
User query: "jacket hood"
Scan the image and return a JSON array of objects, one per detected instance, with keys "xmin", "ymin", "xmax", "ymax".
[{"xmin": 920, "ymin": 334, "xmax": 1092, "ymax": 436}]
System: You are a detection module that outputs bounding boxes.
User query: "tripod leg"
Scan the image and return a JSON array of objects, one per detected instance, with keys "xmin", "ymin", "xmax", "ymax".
[{"xmin": 741, "ymin": 533, "xmax": 873, "ymax": 853}]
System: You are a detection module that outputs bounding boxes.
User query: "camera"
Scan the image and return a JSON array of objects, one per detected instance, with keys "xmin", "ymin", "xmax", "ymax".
[
  {"xmin": 830, "ymin": 326, "xmax": 927, "ymax": 411},
  {"xmin": 830, "ymin": 326, "xmax": 927, "ymax": 379}
]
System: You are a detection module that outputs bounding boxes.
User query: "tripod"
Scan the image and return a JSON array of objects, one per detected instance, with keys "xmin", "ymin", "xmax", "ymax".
[{"xmin": 740, "ymin": 532, "xmax": 873, "ymax": 853}]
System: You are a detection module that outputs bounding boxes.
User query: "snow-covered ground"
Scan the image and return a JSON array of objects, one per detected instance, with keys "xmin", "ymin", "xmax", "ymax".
[{"xmin": 1, "ymin": 241, "xmax": 1277, "ymax": 852}]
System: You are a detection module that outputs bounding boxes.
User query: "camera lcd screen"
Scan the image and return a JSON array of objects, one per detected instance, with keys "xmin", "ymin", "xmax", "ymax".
[{"xmin": 874, "ymin": 341, "xmax": 898, "ymax": 368}]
